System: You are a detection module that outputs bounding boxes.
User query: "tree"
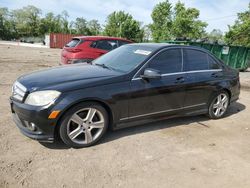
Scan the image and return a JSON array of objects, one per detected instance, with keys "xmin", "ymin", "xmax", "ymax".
[
  {"xmin": 225, "ymin": 3, "xmax": 250, "ymax": 47},
  {"xmin": 60, "ymin": 10, "xmax": 70, "ymax": 33},
  {"xmin": 74, "ymin": 17, "xmax": 89, "ymax": 35},
  {"xmin": 172, "ymin": 1, "xmax": 207, "ymax": 39},
  {"xmin": 150, "ymin": 0, "xmax": 207, "ymax": 42},
  {"xmin": 11, "ymin": 5, "xmax": 41, "ymax": 37},
  {"xmin": 39, "ymin": 12, "xmax": 59, "ymax": 34},
  {"xmin": 0, "ymin": 7, "xmax": 15, "ymax": 39},
  {"xmin": 150, "ymin": 0, "xmax": 172, "ymax": 42},
  {"xmin": 88, "ymin": 19, "xmax": 101, "ymax": 35},
  {"xmin": 104, "ymin": 11, "xmax": 143, "ymax": 42}
]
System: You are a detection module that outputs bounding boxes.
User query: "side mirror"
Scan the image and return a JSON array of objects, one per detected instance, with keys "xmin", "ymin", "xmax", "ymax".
[{"xmin": 141, "ymin": 68, "xmax": 161, "ymax": 79}]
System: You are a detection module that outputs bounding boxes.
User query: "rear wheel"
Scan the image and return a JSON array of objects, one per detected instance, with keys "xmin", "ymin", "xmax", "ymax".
[
  {"xmin": 59, "ymin": 102, "xmax": 108, "ymax": 148},
  {"xmin": 208, "ymin": 91, "xmax": 229, "ymax": 119}
]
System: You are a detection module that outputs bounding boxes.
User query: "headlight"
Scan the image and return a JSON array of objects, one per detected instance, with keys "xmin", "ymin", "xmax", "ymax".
[{"xmin": 25, "ymin": 90, "xmax": 61, "ymax": 106}]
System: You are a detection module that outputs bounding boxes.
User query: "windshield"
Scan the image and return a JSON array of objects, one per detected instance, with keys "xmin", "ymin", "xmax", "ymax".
[{"xmin": 93, "ymin": 45, "xmax": 154, "ymax": 73}]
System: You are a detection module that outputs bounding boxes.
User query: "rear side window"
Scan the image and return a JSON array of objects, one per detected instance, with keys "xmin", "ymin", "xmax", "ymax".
[
  {"xmin": 148, "ymin": 49, "xmax": 182, "ymax": 74},
  {"xmin": 118, "ymin": 40, "xmax": 131, "ymax": 47},
  {"xmin": 91, "ymin": 40, "xmax": 117, "ymax": 51},
  {"xmin": 208, "ymin": 55, "xmax": 221, "ymax": 69},
  {"xmin": 65, "ymin": 39, "xmax": 81, "ymax": 47},
  {"xmin": 183, "ymin": 49, "xmax": 208, "ymax": 71}
]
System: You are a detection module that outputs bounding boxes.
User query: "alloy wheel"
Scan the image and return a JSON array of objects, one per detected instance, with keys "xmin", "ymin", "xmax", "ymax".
[
  {"xmin": 212, "ymin": 93, "xmax": 229, "ymax": 117},
  {"xmin": 67, "ymin": 108, "xmax": 105, "ymax": 144}
]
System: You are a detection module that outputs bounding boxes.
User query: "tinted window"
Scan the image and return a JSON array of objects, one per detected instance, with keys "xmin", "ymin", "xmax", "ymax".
[
  {"xmin": 148, "ymin": 49, "xmax": 182, "ymax": 74},
  {"xmin": 65, "ymin": 39, "xmax": 81, "ymax": 47},
  {"xmin": 183, "ymin": 49, "xmax": 208, "ymax": 71},
  {"xmin": 118, "ymin": 40, "xmax": 131, "ymax": 47},
  {"xmin": 93, "ymin": 45, "xmax": 153, "ymax": 73},
  {"xmin": 91, "ymin": 40, "xmax": 117, "ymax": 51},
  {"xmin": 208, "ymin": 55, "xmax": 220, "ymax": 69}
]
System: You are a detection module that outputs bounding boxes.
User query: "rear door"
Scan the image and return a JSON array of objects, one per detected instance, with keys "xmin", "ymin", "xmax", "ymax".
[
  {"xmin": 128, "ymin": 48, "xmax": 187, "ymax": 120},
  {"xmin": 183, "ymin": 48, "xmax": 223, "ymax": 107}
]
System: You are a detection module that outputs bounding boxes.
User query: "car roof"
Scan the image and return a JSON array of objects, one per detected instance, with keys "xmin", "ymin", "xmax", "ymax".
[
  {"xmin": 73, "ymin": 36, "xmax": 133, "ymax": 42},
  {"xmin": 127, "ymin": 43, "xmax": 211, "ymax": 53}
]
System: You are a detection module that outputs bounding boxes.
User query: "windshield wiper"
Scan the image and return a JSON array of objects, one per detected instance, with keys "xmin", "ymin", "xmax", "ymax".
[
  {"xmin": 95, "ymin": 63, "xmax": 124, "ymax": 73},
  {"xmin": 95, "ymin": 63, "xmax": 111, "ymax": 70}
]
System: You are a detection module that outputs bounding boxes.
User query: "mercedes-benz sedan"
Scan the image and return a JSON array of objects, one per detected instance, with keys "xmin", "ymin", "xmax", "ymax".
[{"xmin": 10, "ymin": 43, "xmax": 240, "ymax": 147}]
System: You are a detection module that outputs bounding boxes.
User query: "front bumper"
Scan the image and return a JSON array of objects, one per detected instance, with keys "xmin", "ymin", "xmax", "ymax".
[{"xmin": 10, "ymin": 98, "xmax": 57, "ymax": 142}]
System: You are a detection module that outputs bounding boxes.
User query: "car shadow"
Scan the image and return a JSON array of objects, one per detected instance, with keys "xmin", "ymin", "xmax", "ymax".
[{"xmin": 39, "ymin": 101, "xmax": 246, "ymax": 150}]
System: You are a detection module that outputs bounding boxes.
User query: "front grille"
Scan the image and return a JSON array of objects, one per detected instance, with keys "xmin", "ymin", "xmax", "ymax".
[{"xmin": 12, "ymin": 81, "xmax": 27, "ymax": 102}]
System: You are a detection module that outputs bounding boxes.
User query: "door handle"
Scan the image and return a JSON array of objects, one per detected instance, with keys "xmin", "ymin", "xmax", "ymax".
[
  {"xmin": 211, "ymin": 73, "xmax": 219, "ymax": 78},
  {"xmin": 175, "ymin": 77, "xmax": 185, "ymax": 83}
]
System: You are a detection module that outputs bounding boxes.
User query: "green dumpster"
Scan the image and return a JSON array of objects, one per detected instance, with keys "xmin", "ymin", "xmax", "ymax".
[{"xmin": 163, "ymin": 41, "xmax": 250, "ymax": 71}]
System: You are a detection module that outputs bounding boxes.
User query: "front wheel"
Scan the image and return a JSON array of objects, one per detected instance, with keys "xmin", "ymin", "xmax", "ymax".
[
  {"xmin": 59, "ymin": 102, "xmax": 108, "ymax": 148},
  {"xmin": 208, "ymin": 91, "xmax": 229, "ymax": 119}
]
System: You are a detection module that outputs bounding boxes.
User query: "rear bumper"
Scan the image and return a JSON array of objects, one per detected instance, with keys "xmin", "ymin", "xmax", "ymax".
[{"xmin": 230, "ymin": 77, "xmax": 240, "ymax": 103}]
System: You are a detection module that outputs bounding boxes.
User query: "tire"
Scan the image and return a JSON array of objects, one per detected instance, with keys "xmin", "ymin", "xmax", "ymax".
[
  {"xmin": 59, "ymin": 102, "xmax": 109, "ymax": 148},
  {"xmin": 208, "ymin": 91, "xmax": 229, "ymax": 119}
]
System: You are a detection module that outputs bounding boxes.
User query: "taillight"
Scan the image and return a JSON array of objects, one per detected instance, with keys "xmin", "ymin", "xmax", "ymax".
[{"xmin": 65, "ymin": 48, "xmax": 82, "ymax": 53}]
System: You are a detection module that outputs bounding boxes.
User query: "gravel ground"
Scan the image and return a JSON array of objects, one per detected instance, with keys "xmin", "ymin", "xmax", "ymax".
[{"xmin": 0, "ymin": 44, "xmax": 250, "ymax": 188}]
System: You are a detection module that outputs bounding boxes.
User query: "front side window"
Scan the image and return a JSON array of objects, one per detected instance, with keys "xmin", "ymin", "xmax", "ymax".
[
  {"xmin": 148, "ymin": 49, "xmax": 182, "ymax": 74},
  {"xmin": 183, "ymin": 49, "xmax": 208, "ymax": 71}
]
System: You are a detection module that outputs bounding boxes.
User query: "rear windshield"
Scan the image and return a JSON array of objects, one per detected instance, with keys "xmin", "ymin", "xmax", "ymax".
[{"xmin": 65, "ymin": 39, "xmax": 81, "ymax": 47}]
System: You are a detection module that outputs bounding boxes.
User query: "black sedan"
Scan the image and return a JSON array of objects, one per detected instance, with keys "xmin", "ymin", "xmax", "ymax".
[{"xmin": 10, "ymin": 43, "xmax": 240, "ymax": 147}]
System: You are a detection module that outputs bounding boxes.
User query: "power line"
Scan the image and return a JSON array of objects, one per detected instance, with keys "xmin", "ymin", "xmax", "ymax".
[{"xmin": 204, "ymin": 14, "xmax": 237, "ymax": 22}]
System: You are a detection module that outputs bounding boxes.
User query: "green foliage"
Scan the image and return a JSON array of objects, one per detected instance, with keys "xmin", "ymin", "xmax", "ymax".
[
  {"xmin": 39, "ymin": 12, "xmax": 62, "ymax": 34},
  {"xmin": 150, "ymin": 0, "xmax": 207, "ymax": 42},
  {"xmin": 172, "ymin": 2, "xmax": 207, "ymax": 39},
  {"xmin": 225, "ymin": 3, "xmax": 250, "ymax": 47},
  {"xmin": 104, "ymin": 11, "xmax": 143, "ymax": 42},
  {"xmin": 74, "ymin": 17, "xmax": 89, "ymax": 35},
  {"xmin": 150, "ymin": 0, "xmax": 172, "ymax": 42},
  {"xmin": 11, "ymin": 5, "xmax": 42, "ymax": 37},
  {"xmin": 0, "ymin": 6, "xmax": 103, "ymax": 40},
  {"xmin": 88, "ymin": 19, "xmax": 102, "ymax": 35},
  {"xmin": 0, "ymin": 7, "xmax": 17, "ymax": 40}
]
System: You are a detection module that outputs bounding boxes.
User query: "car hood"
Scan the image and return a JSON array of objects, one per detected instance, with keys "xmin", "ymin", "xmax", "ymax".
[{"xmin": 18, "ymin": 64, "xmax": 121, "ymax": 92}]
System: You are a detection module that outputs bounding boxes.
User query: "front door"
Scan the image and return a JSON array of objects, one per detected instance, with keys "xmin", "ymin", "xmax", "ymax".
[{"xmin": 128, "ymin": 48, "xmax": 187, "ymax": 120}]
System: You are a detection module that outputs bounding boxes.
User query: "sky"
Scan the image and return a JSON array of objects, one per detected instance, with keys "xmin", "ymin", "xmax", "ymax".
[{"xmin": 0, "ymin": 0, "xmax": 249, "ymax": 33}]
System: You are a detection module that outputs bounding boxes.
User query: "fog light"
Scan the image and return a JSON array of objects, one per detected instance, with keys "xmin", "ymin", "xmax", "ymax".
[{"xmin": 27, "ymin": 122, "xmax": 36, "ymax": 131}]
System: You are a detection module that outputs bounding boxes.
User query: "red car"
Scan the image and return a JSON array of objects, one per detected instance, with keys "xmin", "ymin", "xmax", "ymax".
[{"xmin": 61, "ymin": 36, "xmax": 133, "ymax": 65}]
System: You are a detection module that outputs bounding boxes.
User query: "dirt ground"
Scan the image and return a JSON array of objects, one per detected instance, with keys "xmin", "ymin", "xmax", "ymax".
[{"xmin": 0, "ymin": 44, "xmax": 250, "ymax": 188}]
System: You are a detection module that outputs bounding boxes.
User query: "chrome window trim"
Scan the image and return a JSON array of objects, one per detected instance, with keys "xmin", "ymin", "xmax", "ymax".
[
  {"xmin": 132, "ymin": 47, "xmax": 182, "ymax": 79},
  {"xmin": 132, "ymin": 46, "xmax": 223, "ymax": 81},
  {"xmin": 120, "ymin": 103, "xmax": 206, "ymax": 121},
  {"xmin": 132, "ymin": 69, "xmax": 222, "ymax": 81}
]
